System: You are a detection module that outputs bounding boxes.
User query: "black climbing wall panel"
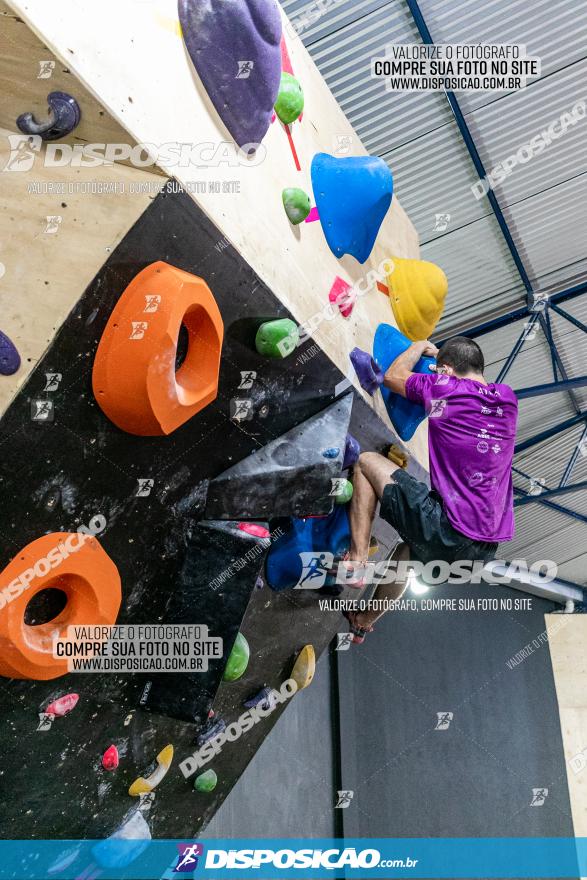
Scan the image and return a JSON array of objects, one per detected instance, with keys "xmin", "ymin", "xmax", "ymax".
[{"xmin": 0, "ymin": 185, "xmax": 415, "ymax": 840}]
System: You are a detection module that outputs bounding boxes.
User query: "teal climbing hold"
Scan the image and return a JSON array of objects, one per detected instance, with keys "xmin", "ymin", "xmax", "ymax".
[
  {"xmin": 333, "ymin": 479, "xmax": 353, "ymax": 505},
  {"xmin": 311, "ymin": 153, "xmax": 393, "ymax": 263},
  {"xmin": 194, "ymin": 769, "xmax": 218, "ymax": 792},
  {"xmin": 282, "ymin": 188, "xmax": 311, "ymax": 224},
  {"xmin": 274, "ymin": 72, "xmax": 304, "ymax": 124},
  {"xmin": 223, "ymin": 632, "xmax": 250, "ymax": 682},
  {"xmin": 255, "ymin": 318, "xmax": 299, "ymax": 358}
]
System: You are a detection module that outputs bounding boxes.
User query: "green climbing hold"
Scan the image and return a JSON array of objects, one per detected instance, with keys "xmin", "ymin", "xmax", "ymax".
[
  {"xmin": 274, "ymin": 72, "xmax": 304, "ymax": 125},
  {"xmin": 223, "ymin": 632, "xmax": 250, "ymax": 682},
  {"xmin": 255, "ymin": 318, "xmax": 299, "ymax": 359},
  {"xmin": 282, "ymin": 188, "xmax": 311, "ymax": 225},
  {"xmin": 194, "ymin": 769, "xmax": 218, "ymax": 792},
  {"xmin": 334, "ymin": 479, "xmax": 353, "ymax": 505}
]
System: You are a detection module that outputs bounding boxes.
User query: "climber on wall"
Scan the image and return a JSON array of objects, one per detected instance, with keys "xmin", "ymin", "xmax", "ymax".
[{"xmin": 343, "ymin": 336, "xmax": 518, "ymax": 644}]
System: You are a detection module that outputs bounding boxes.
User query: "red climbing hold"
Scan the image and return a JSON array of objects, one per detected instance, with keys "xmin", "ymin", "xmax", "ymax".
[
  {"xmin": 238, "ymin": 523, "xmax": 270, "ymax": 539},
  {"xmin": 102, "ymin": 744, "xmax": 119, "ymax": 771},
  {"xmin": 329, "ymin": 276, "xmax": 355, "ymax": 318},
  {"xmin": 45, "ymin": 693, "xmax": 79, "ymax": 717}
]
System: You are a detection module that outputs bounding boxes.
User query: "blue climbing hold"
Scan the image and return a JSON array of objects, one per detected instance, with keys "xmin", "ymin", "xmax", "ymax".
[
  {"xmin": 265, "ymin": 506, "xmax": 350, "ymax": 592},
  {"xmin": 373, "ymin": 324, "xmax": 436, "ymax": 441},
  {"xmin": 322, "ymin": 447, "xmax": 340, "ymax": 459},
  {"xmin": 0, "ymin": 330, "xmax": 20, "ymax": 376},
  {"xmin": 311, "ymin": 153, "xmax": 393, "ymax": 263}
]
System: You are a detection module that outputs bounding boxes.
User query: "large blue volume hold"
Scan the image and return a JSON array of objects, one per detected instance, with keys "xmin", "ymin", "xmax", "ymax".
[
  {"xmin": 373, "ymin": 323, "xmax": 436, "ymax": 441},
  {"xmin": 179, "ymin": 0, "xmax": 282, "ymax": 150},
  {"xmin": 265, "ymin": 506, "xmax": 350, "ymax": 592},
  {"xmin": 311, "ymin": 153, "xmax": 393, "ymax": 263}
]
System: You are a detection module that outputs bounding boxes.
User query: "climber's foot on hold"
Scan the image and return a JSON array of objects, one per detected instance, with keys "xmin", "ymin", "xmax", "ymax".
[{"xmin": 343, "ymin": 610, "xmax": 373, "ymax": 645}]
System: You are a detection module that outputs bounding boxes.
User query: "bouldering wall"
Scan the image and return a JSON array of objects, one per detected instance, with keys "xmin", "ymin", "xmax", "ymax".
[
  {"xmin": 0, "ymin": 129, "xmax": 156, "ymax": 414},
  {"xmin": 0, "ymin": 185, "xmax": 428, "ymax": 840},
  {"xmin": 1, "ymin": 0, "xmax": 428, "ymax": 464},
  {"xmin": 0, "ymin": 0, "xmax": 446, "ymax": 849}
]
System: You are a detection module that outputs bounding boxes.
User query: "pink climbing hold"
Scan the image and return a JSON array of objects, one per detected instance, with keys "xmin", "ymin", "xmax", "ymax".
[
  {"xmin": 238, "ymin": 522, "xmax": 270, "ymax": 539},
  {"xmin": 305, "ymin": 206, "xmax": 320, "ymax": 223},
  {"xmin": 329, "ymin": 276, "xmax": 355, "ymax": 318},
  {"xmin": 45, "ymin": 693, "xmax": 79, "ymax": 717},
  {"xmin": 102, "ymin": 744, "xmax": 119, "ymax": 771}
]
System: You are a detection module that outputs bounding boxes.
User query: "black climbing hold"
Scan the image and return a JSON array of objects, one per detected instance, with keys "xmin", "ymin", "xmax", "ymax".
[
  {"xmin": 140, "ymin": 525, "xmax": 269, "ymax": 723},
  {"xmin": 205, "ymin": 394, "xmax": 354, "ymax": 520}
]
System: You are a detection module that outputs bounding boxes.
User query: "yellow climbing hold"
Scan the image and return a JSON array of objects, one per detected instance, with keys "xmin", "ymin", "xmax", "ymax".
[
  {"xmin": 128, "ymin": 744, "xmax": 174, "ymax": 797},
  {"xmin": 386, "ymin": 257, "xmax": 448, "ymax": 341},
  {"xmin": 387, "ymin": 443, "xmax": 409, "ymax": 469},
  {"xmin": 290, "ymin": 644, "xmax": 315, "ymax": 691}
]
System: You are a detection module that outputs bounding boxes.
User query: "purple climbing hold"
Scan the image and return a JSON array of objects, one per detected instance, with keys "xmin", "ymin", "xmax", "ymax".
[
  {"xmin": 17, "ymin": 91, "xmax": 81, "ymax": 141},
  {"xmin": 243, "ymin": 686, "xmax": 278, "ymax": 711},
  {"xmin": 343, "ymin": 434, "xmax": 360, "ymax": 469},
  {"xmin": 0, "ymin": 330, "xmax": 20, "ymax": 376},
  {"xmin": 178, "ymin": 0, "xmax": 282, "ymax": 150},
  {"xmin": 350, "ymin": 348, "xmax": 384, "ymax": 396},
  {"xmin": 197, "ymin": 718, "xmax": 226, "ymax": 748}
]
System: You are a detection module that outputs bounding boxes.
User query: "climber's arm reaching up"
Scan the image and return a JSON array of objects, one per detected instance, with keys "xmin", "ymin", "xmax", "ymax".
[{"xmin": 383, "ymin": 340, "xmax": 439, "ymax": 397}]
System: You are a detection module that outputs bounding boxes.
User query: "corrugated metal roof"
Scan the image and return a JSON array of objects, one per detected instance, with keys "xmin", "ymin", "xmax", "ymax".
[
  {"xmin": 279, "ymin": 0, "xmax": 587, "ymax": 583},
  {"xmin": 416, "ymin": 0, "xmax": 587, "ymax": 113}
]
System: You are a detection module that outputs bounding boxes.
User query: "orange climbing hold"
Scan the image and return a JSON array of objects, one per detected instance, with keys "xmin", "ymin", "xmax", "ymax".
[
  {"xmin": 0, "ymin": 532, "xmax": 121, "ymax": 680},
  {"xmin": 92, "ymin": 261, "xmax": 224, "ymax": 436},
  {"xmin": 386, "ymin": 257, "xmax": 448, "ymax": 341}
]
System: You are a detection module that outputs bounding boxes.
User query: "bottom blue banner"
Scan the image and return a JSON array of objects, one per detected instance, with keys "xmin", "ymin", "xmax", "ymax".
[{"xmin": 0, "ymin": 838, "xmax": 586, "ymax": 879}]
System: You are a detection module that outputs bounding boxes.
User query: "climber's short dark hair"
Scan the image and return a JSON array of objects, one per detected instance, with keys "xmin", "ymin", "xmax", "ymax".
[{"xmin": 436, "ymin": 336, "xmax": 485, "ymax": 376}]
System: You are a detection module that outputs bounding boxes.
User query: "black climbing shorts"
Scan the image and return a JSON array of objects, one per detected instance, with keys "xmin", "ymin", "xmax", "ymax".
[{"xmin": 379, "ymin": 469, "xmax": 498, "ymax": 569}]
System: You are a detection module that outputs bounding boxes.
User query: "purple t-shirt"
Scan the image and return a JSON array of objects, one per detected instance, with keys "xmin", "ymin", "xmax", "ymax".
[{"xmin": 405, "ymin": 373, "xmax": 518, "ymax": 542}]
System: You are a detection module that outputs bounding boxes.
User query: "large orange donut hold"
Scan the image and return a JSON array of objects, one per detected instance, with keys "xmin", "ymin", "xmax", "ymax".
[
  {"xmin": 92, "ymin": 261, "xmax": 224, "ymax": 436},
  {"xmin": 0, "ymin": 532, "xmax": 121, "ymax": 680}
]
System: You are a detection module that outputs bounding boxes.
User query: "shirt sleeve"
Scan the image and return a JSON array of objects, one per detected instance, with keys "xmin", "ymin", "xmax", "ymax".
[{"xmin": 405, "ymin": 373, "xmax": 440, "ymax": 409}]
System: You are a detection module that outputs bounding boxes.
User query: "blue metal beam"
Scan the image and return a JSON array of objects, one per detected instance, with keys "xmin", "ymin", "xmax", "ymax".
[
  {"xmin": 550, "ymin": 302, "xmax": 587, "ymax": 334},
  {"xmin": 442, "ymin": 283, "xmax": 587, "ymax": 342},
  {"xmin": 515, "ymin": 412, "xmax": 587, "ymax": 453},
  {"xmin": 541, "ymin": 308, "xmax": 559, "ymax": 381},
  {"xmin": 514, "ymin": 480, "xmax": 587, "ymax": 505},
  {"xmin": 560, "ymin": 425, "xmax": 587, "ymax": 488},
  {"xmin": 404, "ymin": 0, "xmax": 533, "ymax": 299},
  {"xmin": 515, "ymin": 376, "xmax": 587, "ymax": 399},
  {"xmin": 513, "ymin": 486, "xmax": 587, "ymax": 526},
  {"xmin": 496, "ymin": 312, "xmax": 540, "ymax": 383},
  {"xmin": 537, "ymin": 312, "xmax": 582, "ymax": 416}
]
